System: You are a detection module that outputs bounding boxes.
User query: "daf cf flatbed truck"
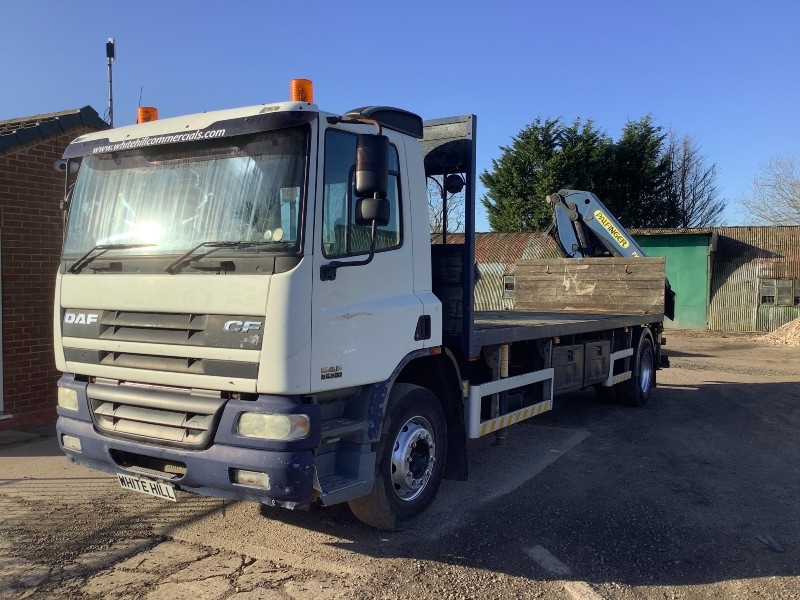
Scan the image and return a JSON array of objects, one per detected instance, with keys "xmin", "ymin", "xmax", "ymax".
[{"xmin": 54, "ymin": 80, "xmax": 668, "ymax": 529}]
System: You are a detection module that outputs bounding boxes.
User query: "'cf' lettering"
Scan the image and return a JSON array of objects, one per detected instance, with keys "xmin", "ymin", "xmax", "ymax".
[{"xmin": 223, "ymin": 320, "xmax": 262, "ymax": 333}]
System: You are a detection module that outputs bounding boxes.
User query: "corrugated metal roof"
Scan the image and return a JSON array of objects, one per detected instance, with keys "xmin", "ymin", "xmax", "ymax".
[
  {"xmin": 714, "ymin": 227, "xmax": 800, "ymax": 279},
  {"xmin": 0, "ymin": 106, "xmax": 108, "ymax": 154},
  {"xmin": 432, "ymin": 232, "xmax": 565, "ymax": 310},
  {"xmin": 630, "ymin": 227, "xmax": 714, "ymax": 236},
  {"xmin": 709, "ymin": 226, "xmax": 800, "ymax": 332},
  {"xmin": 432, "ymin": 232, "xmax": 565, "ymax": 265}
]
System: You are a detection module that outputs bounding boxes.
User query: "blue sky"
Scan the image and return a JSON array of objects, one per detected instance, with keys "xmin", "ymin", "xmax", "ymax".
[{"xmin": 2, "ymin": 0, "xmax": 798, "ymax": 230}]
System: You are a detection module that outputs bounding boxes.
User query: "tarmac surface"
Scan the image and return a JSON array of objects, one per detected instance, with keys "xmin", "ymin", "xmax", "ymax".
[{"xmin": 2, "ymin": 329, "xmax": 800, "ymax": 599}]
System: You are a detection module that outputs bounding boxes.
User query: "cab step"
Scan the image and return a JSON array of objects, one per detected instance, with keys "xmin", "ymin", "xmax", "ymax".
[
  {"xmin": 316, "ymin": 474, "xmax": 372, "ymax": 505},
  {"xmin": 320, "ymin": 417, "xmax": 365, "ymax": 441}
]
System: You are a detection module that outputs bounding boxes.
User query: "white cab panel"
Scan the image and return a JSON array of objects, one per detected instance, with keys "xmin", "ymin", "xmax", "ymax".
[
  {"xmin": 58, "ymin": 272, "xmax": 271, "ymax": 315},
  {"xmin": 310, "ymin": 126, "xmax": 425, "ymax": 392},
  {"xmin": 257, "ymin": 260, "xmax": 313, "ymax": 395}
]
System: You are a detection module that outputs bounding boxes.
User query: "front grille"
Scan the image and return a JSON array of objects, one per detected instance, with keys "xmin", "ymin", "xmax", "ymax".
[
  {"xmin": 62, "ymin": 310, "xmax": 264, "ymax": 350},
  {"xmin": 61, "ymin": 309, "xmax": 263, "ymax": 381},
  {"xmin": 65, "ymin": 349, "xmax": 258, "ymax": 379},
  {"xmin": 88, "ymin": 380, "xmax": 226, "ymax": 447}
]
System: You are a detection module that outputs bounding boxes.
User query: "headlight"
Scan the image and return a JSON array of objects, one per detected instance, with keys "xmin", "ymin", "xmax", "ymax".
[
  {"xmin": 57, "ymin": 387, "xmax": 79, "ymax": 411},
  {"xmin": 237, "ymin": 413, "xmax": 310, "ymax": 440}
]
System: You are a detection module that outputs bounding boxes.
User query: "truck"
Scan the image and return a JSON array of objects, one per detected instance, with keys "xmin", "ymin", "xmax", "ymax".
[{"xmin": 54, "ymin": 79, "xmax": 668, "ymax": 529}]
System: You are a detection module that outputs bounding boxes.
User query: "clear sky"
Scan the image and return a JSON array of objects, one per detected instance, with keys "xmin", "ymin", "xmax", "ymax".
[{"xmin": 2, "ymin": 0, "xmax": 798, "ymax": 230}]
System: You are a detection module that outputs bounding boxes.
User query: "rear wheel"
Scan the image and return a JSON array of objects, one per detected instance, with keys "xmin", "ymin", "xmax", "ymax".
[
  {"xmin": 348, "ymin": 383, "xmax": 447, "ymax": 530},
  {"xmin": 617, "ymin": 332, "xmax": 655, "ymax": 406}
]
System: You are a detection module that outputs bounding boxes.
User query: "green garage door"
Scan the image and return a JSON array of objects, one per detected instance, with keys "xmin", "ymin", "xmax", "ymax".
[{"xmin": 634, "ymin": 234, "xmax": 711, "ymax": 330}]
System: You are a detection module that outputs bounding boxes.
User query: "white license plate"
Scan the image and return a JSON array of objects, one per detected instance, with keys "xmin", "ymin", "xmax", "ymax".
[{"xmin": 117, "ymin": 474, "xmax": 177, "ymax": 502}]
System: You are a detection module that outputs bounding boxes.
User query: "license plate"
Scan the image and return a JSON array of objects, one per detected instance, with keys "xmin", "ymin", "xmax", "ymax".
[{"xmin": 117, "ymin": 473, "xmax": 177, "ymax": 502}]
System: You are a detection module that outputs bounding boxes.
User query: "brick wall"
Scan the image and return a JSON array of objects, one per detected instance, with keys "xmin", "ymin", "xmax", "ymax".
[{"xmin": 0, "ymin": 127, "xmax": 98, "ymax": 430}]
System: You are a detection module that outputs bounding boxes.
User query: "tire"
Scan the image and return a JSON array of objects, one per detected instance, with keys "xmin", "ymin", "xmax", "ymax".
[
  {"xmin": 348, "ymin": 383, "xmax": 447, "ymax": 530},
  {"xmin": 617, "ymin": 332, "xmax": 655, "ymax": 406}
]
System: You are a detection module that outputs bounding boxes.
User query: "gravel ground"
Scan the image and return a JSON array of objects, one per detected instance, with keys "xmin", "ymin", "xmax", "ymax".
[{"xmin": 2, "ymin": 329, "xmax": 799, "ymax": 599}]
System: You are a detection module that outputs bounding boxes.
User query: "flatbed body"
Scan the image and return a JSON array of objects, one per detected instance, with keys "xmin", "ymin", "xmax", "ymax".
[{"xmin": 472, "ymin": 310, "xmax": 664, "ymax": 351}]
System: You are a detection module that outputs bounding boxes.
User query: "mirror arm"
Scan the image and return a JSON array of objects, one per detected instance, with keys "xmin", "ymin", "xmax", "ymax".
[
  {"xmin": 327, "ymin": 116, "xmax": 382, "ymax": 136},
  {"xmin": 320, "ymin": 221, "xmax": 378, "ymax": 281}
]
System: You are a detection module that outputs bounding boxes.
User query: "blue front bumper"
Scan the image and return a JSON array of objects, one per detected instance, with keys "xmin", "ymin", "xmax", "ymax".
[{"xmin": 56, "ymin": 397, "xmax": 319, "ymax": 509}]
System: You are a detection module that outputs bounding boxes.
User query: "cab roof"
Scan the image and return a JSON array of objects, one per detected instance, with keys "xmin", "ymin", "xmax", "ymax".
[{"xmin": 63, "ymin": 101, "xmax": 319, "ymax": 159}]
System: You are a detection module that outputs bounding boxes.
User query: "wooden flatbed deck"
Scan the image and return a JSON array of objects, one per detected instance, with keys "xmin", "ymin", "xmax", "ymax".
[
  {"xmin": 434, "ymin": 255, "xmax": 668, "ymax": 356},
  {"xmin": 471, "ymin": 310, "xmax": 663, "ymax": 352}
]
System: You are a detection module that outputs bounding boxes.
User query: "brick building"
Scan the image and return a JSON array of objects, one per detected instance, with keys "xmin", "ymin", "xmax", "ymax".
[{"xmin": 0, "ymin": 107, "xmax": 108, "ymax": 430}]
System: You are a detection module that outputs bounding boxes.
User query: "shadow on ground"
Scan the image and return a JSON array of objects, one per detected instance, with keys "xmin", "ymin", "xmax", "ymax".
[
  {"xmin": 3, "ymin": 373, "xmax": 799, "ymax": 595},
  {"xmin": 251, "ymin": 377, "xmax": 800, "ymax": 590}
]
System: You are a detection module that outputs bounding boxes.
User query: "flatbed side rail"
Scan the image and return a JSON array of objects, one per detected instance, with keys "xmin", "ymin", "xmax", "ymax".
[{"xmin": 465, "ymin": 367, "xmax": 554, "ymax": 438}]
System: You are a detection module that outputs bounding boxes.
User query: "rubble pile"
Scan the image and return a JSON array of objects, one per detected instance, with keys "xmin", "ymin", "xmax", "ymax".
[{"xmin": 763, "ymin": 318, "xmax": 800, "ymax": 347}]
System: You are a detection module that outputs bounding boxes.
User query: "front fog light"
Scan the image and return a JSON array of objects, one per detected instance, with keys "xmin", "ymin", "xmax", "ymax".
[
  {"xmin": 62, "ymin": 435, "xmax": 82, "ymax": 452},
  {"xmin": 237, "ymin": 413, "xmax": 310, "ymax": 440},
  {"xmin": 57, "ymin": 387, "xmax": 79, "ymax": 411},
  {"xmin": 232, "ymin": 469, "xmax": 270, "ymax": 488}
]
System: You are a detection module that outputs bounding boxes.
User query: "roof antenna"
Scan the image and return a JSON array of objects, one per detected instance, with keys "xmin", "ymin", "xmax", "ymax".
[{"xmin": 105, "ymin": 37, "xmax": 116, "ymax": 127}]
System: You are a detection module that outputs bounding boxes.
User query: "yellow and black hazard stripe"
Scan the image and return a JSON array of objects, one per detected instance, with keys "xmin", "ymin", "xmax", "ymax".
[{"xmin": 478, "ymin": 399, "xmax": 553, "ymax": 437}]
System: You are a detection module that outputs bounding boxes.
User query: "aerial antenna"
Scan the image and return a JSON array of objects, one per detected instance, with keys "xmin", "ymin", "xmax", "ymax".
[
  {"xmin": 106, "ymin": 37, "xmax": 116, "ymax": 127},
  {"xmin": 138, "ymin": 86, "xmax": 144, "ymax": 107}
]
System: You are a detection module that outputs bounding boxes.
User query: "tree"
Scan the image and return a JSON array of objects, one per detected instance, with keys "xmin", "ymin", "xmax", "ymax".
[
  {"xmin": 667, "ymin": 133, "xmax": 725, "ymax": 227},
  {"xmin": 739, "ymin": 154, "xmax": 800, "ymax": 225},
  {"xmin": 481, "ymin": 115, "xmax": 687, "ymax": 231},
  {"xmin": 604, "ymin": 116, "xmax": 679, "ymax": 228},
  {"xmin": 480, "ymin": 118, "xmax": 613, "ymax": 231},
  {"xmin": 427, "ymin": 175, "xmax": 465, "ymax": 234}
]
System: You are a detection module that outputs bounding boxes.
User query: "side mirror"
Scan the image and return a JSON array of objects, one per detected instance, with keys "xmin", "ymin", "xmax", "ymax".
[
  {"xmin": 319, "ymin": 134, "xmax": 391, "ymax": 282},
  {"xmin": 356, "ymin": 197, "xmax": 390, "ymax": 227},
  {"xmin": 53, "ymin": 159, "xmax": 80, "ymax": 174},
  {"xmin": 355, "ymin": 134, "xmax": 389, "ymax": 198}
]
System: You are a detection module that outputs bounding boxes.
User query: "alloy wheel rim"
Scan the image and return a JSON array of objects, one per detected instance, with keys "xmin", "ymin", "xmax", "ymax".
[
  {"xmin": 390, "ymin": 416, "xmax": 435, "ymax": 502},
  {"xmin": 640, "ymin": 346, "xmax": 653, "ymax": 393}
]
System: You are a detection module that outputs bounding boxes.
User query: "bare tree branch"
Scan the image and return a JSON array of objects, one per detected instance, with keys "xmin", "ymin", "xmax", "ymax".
[
  {"xmin": 427, "ymin": 176, "xmax": 465, "ymax": 233},
  {"xmin": 668, "ymin": 133, "xmax": 726, "ymax": 227},
  {"xmin": 739, "ymin": 155, "xmax": 800, "ymax": 225}
]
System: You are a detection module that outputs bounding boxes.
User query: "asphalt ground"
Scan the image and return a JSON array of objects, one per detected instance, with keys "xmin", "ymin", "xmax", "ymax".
[{"xmin": 1, "ymin": 330, "xmax": 799, "ymax": 599}]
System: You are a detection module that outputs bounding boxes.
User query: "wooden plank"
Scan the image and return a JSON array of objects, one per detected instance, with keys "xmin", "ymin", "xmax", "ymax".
[
  {"xmin": 514, "ymin": 257, "xmax": 665, "ymax": 315},
  {"xmin": 517, "ymin": 272, "xmax": 663, "ymax": 281},
  {"xmin": 517, "ymin": 257, "xmax": 665, "ymax": 268}
]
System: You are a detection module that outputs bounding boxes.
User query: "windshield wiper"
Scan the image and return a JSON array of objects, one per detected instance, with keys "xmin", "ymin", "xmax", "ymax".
[
  {"xmin": 164, "ymin": 240, "xmax": 282, "ymax": 274},
  {"xmin": 68, "ymin": 243, "xmax": 156, "ymax": 274}
]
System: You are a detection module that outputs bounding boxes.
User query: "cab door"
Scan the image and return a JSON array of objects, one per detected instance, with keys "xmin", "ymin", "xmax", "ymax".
[{"xmin": 310, "ymin": 126, "xmax": 424, "ymax": 392}]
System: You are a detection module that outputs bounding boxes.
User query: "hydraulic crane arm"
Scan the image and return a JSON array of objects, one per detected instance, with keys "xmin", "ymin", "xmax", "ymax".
[
  {"xmin": 548, "ymin": 189, "xmax": 675, "ymax": 320},
  {"xmin": 548, "ymin": 189, "xmax": 648, "ymax": 258}
]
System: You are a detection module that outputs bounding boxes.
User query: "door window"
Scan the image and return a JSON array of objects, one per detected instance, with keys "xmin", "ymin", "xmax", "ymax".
[{"xmin": 322, "ymin": 130, "xmax": 401, "ymax": 258}]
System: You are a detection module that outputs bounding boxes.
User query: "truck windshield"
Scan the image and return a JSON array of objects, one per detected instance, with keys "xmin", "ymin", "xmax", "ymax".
[{"xmin": 63, "ymin": 126, "xmax": 308, "ymax": 259}]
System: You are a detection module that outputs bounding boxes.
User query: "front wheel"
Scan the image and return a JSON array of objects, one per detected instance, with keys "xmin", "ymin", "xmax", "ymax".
[{"xmin": 348, "ymin": 383, "xmax": 447, "ymax": 530}]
